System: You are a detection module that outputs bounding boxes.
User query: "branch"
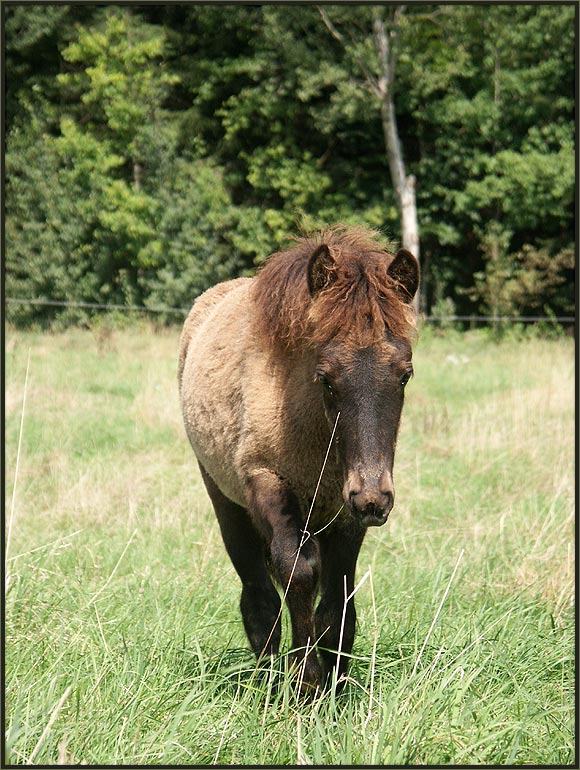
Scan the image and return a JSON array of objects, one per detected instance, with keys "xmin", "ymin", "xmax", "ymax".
[
  {"xmin": 318, "ymin": 6, "xmax": 382, "ymax": 99},
  {"xmin": 372, "ymin": 13, "xmax": 389, "ymax": 96},
  {"xmin": 372, "ymin": 5, "xmax": 405, "ymax": 97},
  {"xmin": 389, "ymin": 6, "xmax": 405, "ymax": 92},
  {"xmin": 408, "ymin": 7, "xmax": 449, "ymax": 31},
  {"xmin": 318, "ymin": 6, "xmax": 344, "ymax": 43}
]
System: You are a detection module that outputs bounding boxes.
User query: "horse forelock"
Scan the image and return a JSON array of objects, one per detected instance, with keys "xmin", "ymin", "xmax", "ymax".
[{"xmin": 252, "ymin": 225, "xmax": 417, "ymax": 352}]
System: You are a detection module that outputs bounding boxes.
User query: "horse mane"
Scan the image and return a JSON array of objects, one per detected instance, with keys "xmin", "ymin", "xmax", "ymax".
[{"xmin": 252, "ymin": 225, "xmax": 417, "ymax": 351}]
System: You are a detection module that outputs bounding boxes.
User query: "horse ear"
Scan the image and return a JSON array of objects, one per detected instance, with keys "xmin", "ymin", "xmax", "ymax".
[
  {"xmin": 387, "ymin": 248, "xmax": 420, "ymax": 302},
  {"xmin": 307, "ymin": 244, "xmax": 337, "ymax": 296}
]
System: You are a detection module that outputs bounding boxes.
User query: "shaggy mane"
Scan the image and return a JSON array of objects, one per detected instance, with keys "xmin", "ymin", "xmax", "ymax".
[{"xmin": 252, "ymin": 225, "xmax": 416, "ymax": 351}]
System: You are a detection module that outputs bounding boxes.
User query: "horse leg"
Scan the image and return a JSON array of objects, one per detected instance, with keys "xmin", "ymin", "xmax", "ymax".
[
  {"xmin": 315, "ymin": 524, "xmax": 365, "ymax": 686},
  {"xmin": 246, "ymin": 472, "xmax": 322, "ymax": 691},
  {"xmin": 198, "ymin": 463, "xmax": 282, "ymax": 659}
]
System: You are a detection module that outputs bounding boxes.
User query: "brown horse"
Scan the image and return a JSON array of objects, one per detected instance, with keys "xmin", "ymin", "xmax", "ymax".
[{"xmin": 178, "ymin": 226, "xmax": 419, "ymax": 691}]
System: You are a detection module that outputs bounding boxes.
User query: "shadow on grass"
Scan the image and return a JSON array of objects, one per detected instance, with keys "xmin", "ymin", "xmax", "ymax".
[{"xmin": 171, "ymin": 635, "xmax": 421, "ymax": 711}]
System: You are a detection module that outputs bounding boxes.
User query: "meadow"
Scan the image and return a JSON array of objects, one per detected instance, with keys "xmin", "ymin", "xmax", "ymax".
[{"xmin": 4, "ymin": 322, "xmax": 575, "ymax": 766}]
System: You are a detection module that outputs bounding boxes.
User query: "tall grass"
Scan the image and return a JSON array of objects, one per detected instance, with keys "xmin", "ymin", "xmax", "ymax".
[{"xmin": 4, "ymin": 324, "xmax": 574, "ymax": 765}]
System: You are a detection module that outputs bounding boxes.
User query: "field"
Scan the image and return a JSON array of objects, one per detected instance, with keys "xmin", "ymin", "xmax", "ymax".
[{"xmin": 4, "ymin": 323, "xmax": 575, "ymax": 766}]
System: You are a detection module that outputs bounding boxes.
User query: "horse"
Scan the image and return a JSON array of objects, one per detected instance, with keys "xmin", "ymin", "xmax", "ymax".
[{"xmin": 178, "ymin": 225, "xmax": 419, "ymax": 692}]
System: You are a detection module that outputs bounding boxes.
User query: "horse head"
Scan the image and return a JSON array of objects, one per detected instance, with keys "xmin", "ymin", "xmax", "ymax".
[{"xmin": 307, "ymin": 243, "xmax": 419, "ymax": 526}]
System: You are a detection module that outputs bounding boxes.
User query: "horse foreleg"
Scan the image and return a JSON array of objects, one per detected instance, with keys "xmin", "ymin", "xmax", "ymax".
[
  {"xmin": 315, "ymin": 524, "xmax": 365, "ymax": 687},
  {"xmin": 199, "ymin": 463, "xmax": 282, "ymax": 659},
  {"xmin": 246, "ymin": 472, "xmax": 322, "ymax": 691}
]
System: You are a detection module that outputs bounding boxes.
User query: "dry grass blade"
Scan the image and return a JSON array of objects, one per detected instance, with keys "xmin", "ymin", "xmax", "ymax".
[
  {"xmin": 365, "ymin": 566, "xmax": 378, "ymax": 726},
  {"xmin": 85, "ymin": 528, "xmax": 138, "ymax": 607},
  {"xmin": 296, "ymin": 713, "xmax": 306, "ymax": 765},
  {"xmin": 5, "ymin": 348, "xmax": 31, "ymax": 591},
  {"xmin": 411, "ymin": 548, "xmax": 465, "ymax": 678},
  {"xmin": 27, "ymin": 685, "xmax": 72, "ymax": 764},
  {"xmin": 333, "ymin": 568, "xmax": 371, "ymax": 684},
  {"xmin": 213, "ymin": 687, "xmax": 239, "ymax": 763}
]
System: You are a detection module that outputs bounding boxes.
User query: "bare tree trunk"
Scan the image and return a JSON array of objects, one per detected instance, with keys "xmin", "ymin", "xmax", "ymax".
[
  {"xmin": 319, "ymin": 5, "xmax": 421, "ymax": 311},
  {"xmin": 379, "ymin": 97, "xmax": 420, "ymax": 260},
  {"xmin": 373, "ymin": 8, "xmax": 420, "ymax": 312}
]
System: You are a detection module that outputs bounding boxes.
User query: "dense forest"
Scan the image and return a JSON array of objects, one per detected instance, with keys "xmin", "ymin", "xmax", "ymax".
[{"xmin": 5, "ymin": 4, "xmax": 576, "ymax": 326}]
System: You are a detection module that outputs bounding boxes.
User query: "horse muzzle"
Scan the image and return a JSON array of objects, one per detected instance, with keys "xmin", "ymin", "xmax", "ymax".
[{"xmin": 343, "ymin": 477, "xmax": 395, "ymax": 527}]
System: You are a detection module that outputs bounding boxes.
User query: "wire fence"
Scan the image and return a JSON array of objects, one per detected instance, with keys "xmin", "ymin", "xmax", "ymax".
[
  {"xmin": 421, "ymin": 315, "xmax": 575, "ymax": 324},
  {"xmin": 5, "ymin": 297, "xmax": 187, "ymax": 315},
  {"xmin": 4, "ymin": 297, "xmax": 576, "ymax": 324}
]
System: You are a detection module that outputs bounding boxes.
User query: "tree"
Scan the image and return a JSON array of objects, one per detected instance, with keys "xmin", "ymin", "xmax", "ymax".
[
  {"xmin": 57, "ymin": 7, "xmax": 179, "ymax": 190},
  {"xmin": 6, "ymin": 117, "xmax": 124, "ymax": 324},
  {"xmin": 4, "ymin": 5, "xmax": 97, "ymax": 124},
  {"xmin": 6, "ymin": 8, "xmax": 178, "ymax": 318},
  {"xmin": 137, "ymin": 158, "xmax": 250, "ymax": 314},
  {"xmin": 164, "ymin": 5, "xmax": 398, "ymax": 247},
  {"xmin": 382, "ymin": 3, "xmax": 575, "ymax": 317},
  {"xmin": 319, "ymin": 5, "xmax": 420, "ymax": 311},
  {"xmin": 5, "ymin": 4, "xmax": 575, "ymax": 327}
]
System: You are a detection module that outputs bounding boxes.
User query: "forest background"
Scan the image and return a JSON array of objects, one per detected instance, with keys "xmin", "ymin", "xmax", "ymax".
[{"xmin": 4, "ymin": 3, "xmax": 576, "ymax": 327}]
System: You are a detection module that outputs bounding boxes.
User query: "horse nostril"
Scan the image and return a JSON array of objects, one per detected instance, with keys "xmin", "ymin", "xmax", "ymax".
[
  {"xmin": 382, "ymin": 490, "xmax": 394, "ymax": 512},
  {"xmin": 348, "ymin": 487, "xmax": 362, "ymax": 506}
]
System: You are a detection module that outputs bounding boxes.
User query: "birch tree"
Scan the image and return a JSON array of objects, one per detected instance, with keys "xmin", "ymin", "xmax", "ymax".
[{"xmin": 319, "ymin": 5, "xmax": 420, "ymax": 311}]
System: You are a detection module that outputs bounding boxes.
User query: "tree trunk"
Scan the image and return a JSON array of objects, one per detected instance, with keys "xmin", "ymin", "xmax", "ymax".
[
  {"xmin": 373, "ymin": 9, "xmax": 421, "ymax": 313},
  {"xmin": 319, "ymin": 5, "xmax": 421, "ymax": 312},
  {"xmin": 132, "ymin": 160, "xmax": 143, "ymax": 191},
  {"xmin": 380, "ymin": 99, "xmax": 420, "ymax": 259}
]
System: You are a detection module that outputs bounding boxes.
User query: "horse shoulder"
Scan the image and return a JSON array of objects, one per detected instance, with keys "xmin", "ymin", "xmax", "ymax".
[
  {"xmin": 178, "ymin": 277, "xmax": 252, "ymax": 390},
  {"xmin": 235, "ymin": 352, "xmax": 336, "ymax": 513},
  {"xmin": 179, "ymin": 279, "xmax": 263, "ymax": 505}
]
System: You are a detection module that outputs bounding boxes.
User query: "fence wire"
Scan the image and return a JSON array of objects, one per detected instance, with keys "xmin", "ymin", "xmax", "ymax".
[
  {"xmin": 5, "ymin": 297, "xmax": 187, "ymax": 315},
  {"xmin": 4, "ymin": 297, "xmax": 575, "ymax": 324}
]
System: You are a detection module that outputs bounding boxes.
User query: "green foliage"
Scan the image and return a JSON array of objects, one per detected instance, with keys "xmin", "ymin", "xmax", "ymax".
[
  {"xmin": 58, "ymin": 8, "xmax": 179, "ymax": 171},
  {"xmin": 457, "ymin": 126, "xmax": 574, "ymax": 234},
  {"xmin": 138, "ymin": 159, "xmax": 251, "ymax": 312},
  {"xmin": 8, "ymin": 10, "xmax": 184, "ymax": 321},
  {"xmin": 469, "ymin": 241, "xmax": 575, "ymax": 319},
  {"xmin": 6, "ymin": 119, "xmax": 107, "ymax": 324},
  {"xmin": 404, "ymin": 5, "xmax": 574, "ymax": 312},
  {"xmin": 5, "ymin": 4, "xmax": 575, "ymax": 327}
]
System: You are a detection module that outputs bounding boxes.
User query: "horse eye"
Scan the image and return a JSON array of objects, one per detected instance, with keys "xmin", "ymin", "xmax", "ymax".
[
  {"xmin": 316, "ymin": 372, "xmax": 334, "ymax": 395},
  {"xmin": 400, "ymin": 370, "xmax": 413, "ymax": 387}
]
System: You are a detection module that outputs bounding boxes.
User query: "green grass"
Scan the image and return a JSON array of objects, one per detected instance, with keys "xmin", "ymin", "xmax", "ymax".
[{"xmin": 5, "ymin": 324, "xmax": 574, "ymax": 765}]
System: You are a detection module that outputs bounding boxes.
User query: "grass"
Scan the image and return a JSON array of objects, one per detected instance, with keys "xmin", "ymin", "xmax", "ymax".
[{"xmin": 4, "ymin": 322, "xmax": 575, "ymax": 765}]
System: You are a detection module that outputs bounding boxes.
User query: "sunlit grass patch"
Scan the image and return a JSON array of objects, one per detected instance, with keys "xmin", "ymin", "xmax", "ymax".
[{"xmin": 5, "ymin": 325, "xmax": 574, "ymax": 765}]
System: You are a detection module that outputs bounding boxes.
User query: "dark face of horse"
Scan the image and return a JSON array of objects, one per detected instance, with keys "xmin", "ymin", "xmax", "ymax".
[
  {"xmin": 307, "ymin": 244, "xmax": 419, "ymax": 528},
  {"xmin": 315, "ymin": 337, "xmax": 412, "ymax": 526}
]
